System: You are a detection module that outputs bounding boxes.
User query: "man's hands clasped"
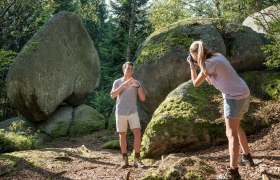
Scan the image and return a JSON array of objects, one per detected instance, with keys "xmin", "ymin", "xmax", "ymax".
[{"xmin": 122, "ymin": 78, "xmax": 140, "ymax": 89}]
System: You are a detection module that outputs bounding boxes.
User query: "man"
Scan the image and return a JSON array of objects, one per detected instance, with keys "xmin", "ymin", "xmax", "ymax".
[{"xmin": 110, "ymin": 62, "xmax": 146, "ymax": 168}]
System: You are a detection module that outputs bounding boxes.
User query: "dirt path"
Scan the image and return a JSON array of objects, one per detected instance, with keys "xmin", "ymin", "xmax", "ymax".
[{"xmin": 1, "ymin": 121, "xmax": 279, "ymax": 180}]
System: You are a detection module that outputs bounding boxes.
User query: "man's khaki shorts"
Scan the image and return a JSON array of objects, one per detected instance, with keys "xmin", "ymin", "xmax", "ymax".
[{"xmin": 116, "ymin": 112, "xmax": 141, "ymax": 132}]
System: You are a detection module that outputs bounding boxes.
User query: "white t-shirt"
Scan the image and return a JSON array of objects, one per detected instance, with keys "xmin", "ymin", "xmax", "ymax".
[
  {"xmin": 205, "ymin": 54, "xmax": 250, "ymax": 99},
  {"xmin": 112, "ymin": 77, "xmax": 141, "ymax": 115}
]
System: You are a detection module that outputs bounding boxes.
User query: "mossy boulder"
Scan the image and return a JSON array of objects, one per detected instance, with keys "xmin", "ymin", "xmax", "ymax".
[
  {"xmin": 6, "ymin": 11, "xmax": 100, "ymax": 122},
  {"xmin": 142, "ymin": 154, "xmax": 215, "ymax": 180},
  {"xmin": 133, "ymin": 18, "xmax": 265, "ymax": 124},
  {"xmin": 0, "ymin": 104, "xmax": 105, "ymax": 152},
  {"xmin": 69, "ymin": 105, "xmax": 105, "ymax": 137},
  {"xmin": 141, "ymin": 81, "xmax": 224, "ymax": 158},
  {"xmin": 134, "ymin": 19, "xmax": 226, "ymax": 124},
  {"xmin": 101, "ymin": 139, "xmax": 120, "ymax": 150},
  {"xmin": 223, "ymin": 24, "xmax": 265, "ymax": 71},
  {"xmin": 37, "ymin": 106, "xmax": 73, "ymax": 138},
  {"xmin": 141, "ymin": 78, "xmax": 270, "ymax": 158}
]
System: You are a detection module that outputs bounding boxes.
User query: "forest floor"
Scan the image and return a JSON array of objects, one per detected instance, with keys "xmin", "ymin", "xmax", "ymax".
[{"xmin": 0, "ymin": 105, "xmax": 279, "ymax": 180}]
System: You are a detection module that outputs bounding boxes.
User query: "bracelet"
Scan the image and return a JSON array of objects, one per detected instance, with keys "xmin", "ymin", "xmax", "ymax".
[{"xmin": 190, "ymin": 67, "xmax": 196, "ymax": 69}]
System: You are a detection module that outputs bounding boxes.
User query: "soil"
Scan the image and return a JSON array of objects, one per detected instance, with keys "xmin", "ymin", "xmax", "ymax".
[{"xmin": 0, "ymin": 104, "xmax": 279, "ymax": 180}]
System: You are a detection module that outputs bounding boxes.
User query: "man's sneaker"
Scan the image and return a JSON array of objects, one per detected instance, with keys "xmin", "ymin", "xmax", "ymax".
[
  {"xmin": 121, "ymin": 156, "xmax": 129, "ymax": 168},
  {"xmin": 134, "ymin": 158, "xmax": 144, "ymax": 168},
  {"xmin": 239, "ymin": 153, "xmax": 255, "ymax": 166},
  {"xmin": 217, "ymin": 167, "xmax": 241, "ymax": 180}
]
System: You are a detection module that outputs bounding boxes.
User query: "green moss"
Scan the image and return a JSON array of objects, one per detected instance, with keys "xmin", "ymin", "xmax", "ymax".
[
  {"xmin": 101, "ymin": 139, "xmax": 120, "ymax": 150},
  {"xmin": 134, "ymin": 18, "xmax": 224, "ymax": 66},
  {"xmin": 263, "ymin": 79, "xmax": 280, "ymax": 101},
  {"xmin": 142, "ymin": 83, "xmax": 223, "ymax": 157},
  {"xmin": 0, "ymin": 129, "xmax": 39, "ymax": 152},
  {"xmin": 164, "ymin": 157, "xmax": 215, "ymax": 179},
  {"xmin": 241, "ymin": 71, "xmax": 280, "ymax": 101},
  {"xmin": 0, "ymin": 119, "xmax": 39, "ymax": 152},
  {"xmin": 69, "ymin": 109, "xmax": 105, "ymax": 137},
  {"xmin": 20, "ymin": 37, "xmax": 42, "ymax": 56},
  {"xmin": 0, "ymin": 154, "xmax": 22, "ymax": 175},
  {"xmin": 135, "ymin": 31, "xmax": 197, "ymax": 65},
  {"xmin": 141, "ymin": 169, "xmax": 164, "ymax": 180},
  {"xmin": 107, "ymin": 113, "xmax": 116, "ymax": 132},
  {"xmin": 50, "ymin": 122, "xmax": 70, "ymax": 138}
]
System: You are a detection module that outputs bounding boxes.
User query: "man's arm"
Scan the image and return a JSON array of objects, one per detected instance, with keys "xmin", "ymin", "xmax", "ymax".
[
  {"xmin": 137, "ymin": 86, "xmax": 145, "ymax": 101},
  {"xmin": 131, "ymin": 78, "xmax": 145, "ymax": 101},
  {"xmin": 110, "ymin": 84, "xmax": 123, "ymax": 99},
  {"xmin": 110, "ymin": 79, "xmax": 132, "ymax": 99}
]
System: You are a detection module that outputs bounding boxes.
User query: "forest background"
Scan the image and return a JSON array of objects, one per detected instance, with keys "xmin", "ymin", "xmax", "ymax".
[{"xmin": 0, "ymin": 0, "xmax": 279, "ymax": 127}]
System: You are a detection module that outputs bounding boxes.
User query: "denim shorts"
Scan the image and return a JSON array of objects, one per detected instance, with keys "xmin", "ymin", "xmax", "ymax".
[{"xmin": 224, "ymin": 96, "xmax": 250, "ymax": 119}]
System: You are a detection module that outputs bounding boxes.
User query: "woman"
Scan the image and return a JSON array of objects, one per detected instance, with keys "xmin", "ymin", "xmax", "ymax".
[{"xmin": 187, "ymin": 40, "xmax": 254, "ymax": 180}]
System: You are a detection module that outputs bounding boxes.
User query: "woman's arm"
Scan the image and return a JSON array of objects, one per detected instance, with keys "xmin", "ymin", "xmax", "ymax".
[{"xmin": 190, "ymin": 68, "xmax": 207, "ymax": 87}]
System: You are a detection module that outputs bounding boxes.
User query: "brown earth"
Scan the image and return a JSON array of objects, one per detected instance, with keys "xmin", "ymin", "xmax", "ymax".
[{"xmin": 0, "ymin": 104, "xmax": 279, "ymax": 180}]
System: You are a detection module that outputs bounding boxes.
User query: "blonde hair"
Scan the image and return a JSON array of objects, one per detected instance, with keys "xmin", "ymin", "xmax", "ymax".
[{"xmin": 189, "ymin": 41, "xmax": 208, "ymax": 75}]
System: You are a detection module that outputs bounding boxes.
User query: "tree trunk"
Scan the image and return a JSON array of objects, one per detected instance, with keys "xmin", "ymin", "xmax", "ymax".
[{"xmin": 126, "ymin": 0, "xmax": 136, "ymax": 62}]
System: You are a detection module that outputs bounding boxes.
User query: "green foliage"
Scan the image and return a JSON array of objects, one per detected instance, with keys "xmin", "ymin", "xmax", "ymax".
[
  {"xmin": 89, "ymin": 0, "xmax": 151, "ymax": 124},
  {"xmin": 0, "ymin": 50, "xmax": 16, "ymax": 98},
  {"xmin": 262, "ymin": 18, "xmax": 280, "ymax": 70},
  {"xmin": 0, "ymin": 49, "xmax": 17, "ymax": 121},
  {"xmin": 148, "ymin": 0, "xmax": 190, "ymax": 30},
  {"xmin": 0, "ymin": 120, "xmax": 39, "ymax": 152},
  {"xmin": 180, "ymin": 0, "xmax": 279, "ymax": 24},
  {"xmin": 85, "ymin": 90, "xmax": 115, "ymax": 125},
  {"xmin": 241, "ymin": 71, "xmax": 280, "ymax": 101},
  {"xmin": 186, "ymin": 0, "xmax": 221, "ymax": 18},
  {"xmin": 0, "ymin": 0, "xmax": 56, "ymax": 52}
]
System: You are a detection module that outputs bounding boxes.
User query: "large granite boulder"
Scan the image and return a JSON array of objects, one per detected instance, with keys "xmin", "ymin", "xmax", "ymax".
[
  {"xmin": 224, "ymin": 23, "xmax": 265, "ymax": 71},
  {"xmin": 38, "ymin": 104, "xmax": 105, "ymax": 138},
  {"xmin": 141, "ymin": 79, "xmax": 269, "ymax": 158},
  {"xmin": 0, "ymin": 104, "xmax": 105, "ymax": 152},
  {"xmin": 134, "ymin": 19, "xmax": 226, "ymax": 124},
  {"xmin": 6, "ymin": 11, "xmax": 100, "ymax": 122},
  {"xmin": 69, "ymin": 104, "xmax": 105, "ymax": 137},
  {"xmin": 242, "ymin": 5, "xmax": 280, "ymax": 34},
  {"xmin": 134, "ymin": 18, "xmax": 266, "ymax": 124}
]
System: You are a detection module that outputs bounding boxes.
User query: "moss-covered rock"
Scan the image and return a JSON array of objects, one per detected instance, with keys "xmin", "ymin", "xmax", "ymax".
[
  {"xmin": 20, "ymin": 37, "xmax": 42, "ymax": 56},
  {"xmin": 141, "ymin": 81, "xmax": 224, "ymax": 158},
  {"xmin": 222, "ymin": 24, "xmax": 265, "ymax": 71},
  {"xmin": 69, "ymin": 105, "xmax": 105, "ymax": 137},
  {"xmin": 142, "ymin": 154, "xmax": 215, "ymax": 180},
  {"xmin": 101, "ymin": 139, "xmax": 120, "ymax": 150},
  {"xmin": 37, "ymin": 106, "xmax": 73, "ymax": 138},
  {"xmin": 142, "ymin": 76, "xmax": 271, "ymax": 158},
  {"xmin": 133, "ymin": 17, "xmax": 265, "ymax": 125},
  {"xmin": 133, "ymin": 21, "xmax": 225, "ymax": 125}
]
